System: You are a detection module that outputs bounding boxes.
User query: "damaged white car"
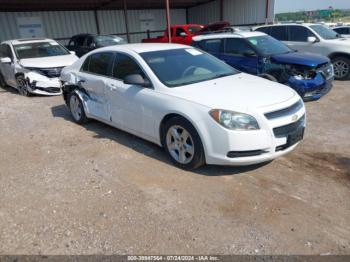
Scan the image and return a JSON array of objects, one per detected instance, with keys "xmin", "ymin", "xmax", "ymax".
[{"xmin": 0, "ymin": 38, "xmax": 78, "ymax": 96}]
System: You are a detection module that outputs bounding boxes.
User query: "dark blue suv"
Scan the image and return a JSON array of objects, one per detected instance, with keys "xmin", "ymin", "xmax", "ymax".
[{"xmin": 192, "ymin": 32, "xmax": 334, "ymax": 101}]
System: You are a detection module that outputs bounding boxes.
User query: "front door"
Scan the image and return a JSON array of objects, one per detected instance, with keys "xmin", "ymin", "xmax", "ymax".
[
  {"xmin": 0, "ymin": 44, "xmax": 16, "ymax": 87},
  {"xmin": 107, "ymin": 52, "xmax": 157, "ymax": 140},
  {"xmin": 222, "ymin": 38, "xmax": 258, "ymax": 75}
]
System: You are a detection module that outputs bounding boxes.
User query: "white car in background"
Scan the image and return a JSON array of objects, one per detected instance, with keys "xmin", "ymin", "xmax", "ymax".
[
  {"xmin": 0, "ymin": 38, "xmax": 78, "ymax": 96},
  {"xmin": 255, "ymin": 23, "xmax": 350, "ymax": 80},
  {"xmin": 61, "ymin": 44, "xmax": 305, "ymax": 169},
  {"xmin": 333, "ymin": 26, "xmax": 350, "ymax": 38}
]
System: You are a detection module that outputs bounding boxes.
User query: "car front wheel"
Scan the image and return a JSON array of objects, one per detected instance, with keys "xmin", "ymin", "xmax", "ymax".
[
  {"xmin": 332, "ymin": 56, "xmax": 350, "ymax": 80},
  {"xmin": 163, "ymin": 117, "xmax": 205, "ymax": 170},
  {"xmin": 69, "ymin": 93, "xmax": 88, "ymax": 124},
  {"xmin": 16, "ymin": 75, "xmax": 30, "ymax": 96}
]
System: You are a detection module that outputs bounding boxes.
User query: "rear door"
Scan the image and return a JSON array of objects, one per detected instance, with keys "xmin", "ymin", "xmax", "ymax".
[
  {"xmin": 76, "ymin": 52, "xmax": 114, "ymax": 121},
  {"xmin": 222, "ymin": 38, "xmax": 258, "ymax": 74}
]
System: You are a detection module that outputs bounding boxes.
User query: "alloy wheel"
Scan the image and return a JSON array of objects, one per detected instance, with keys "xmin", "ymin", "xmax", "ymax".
[
  {"xmin": 166, "ymin": 125, "xmax": 195, "ymax": 164},
  {"xmin": 334, "ymin": 60, "xmax": 349, "ymax": 79},
  {"xmin": 17, "ymin": 77, "xmax": 29, "ymax": 96},
  {"xmin": 70, "ymin": 95, "xmax": 82, "ymax": 121}
]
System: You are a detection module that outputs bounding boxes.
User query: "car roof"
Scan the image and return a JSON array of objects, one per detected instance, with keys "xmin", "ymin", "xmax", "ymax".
[
  {"xmin": 2, "ymin": 38, "xmax": 57, "ymax": 45},
  {"xmin": 256, "ymin": 23, "xmax": 320, "ymax": 28},
  {"xmin": 192, "ymin": 31, "xmax": 266, "ymax": 41},
  {"xmin": 95, "ymin": 43, "xmax": 190, "ymax": 54},
  {"xmin": 334, "ymin": 26, "xmax": 350, "ymax": 29}
]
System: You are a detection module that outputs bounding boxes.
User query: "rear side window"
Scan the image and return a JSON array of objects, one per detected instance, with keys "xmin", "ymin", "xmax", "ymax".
[
  {"xmin": 270, "ymin": 26, "xmax": 288, "ymax": 41},
  {"xmin": 334, "ymin": 28, "xmax": 349, "ymax": 34},
  {"xmin": 0, "ymin": 44, "xmax": 13, "ymax": 59},
  {"xmin": 256, "ymin": 27, "xmax": 271, "ymax": 35},
  {"xmin": 82, "ymin": 52, "xmax": 114, "ymax": 76},
  {"xmin": 112, "ymin": 53, "xmax": 144, "ymax": 80},
  {"xmin": 224, "ymin": 38, "xmax": 255, "ymax": 56},
  {"xmin": 288, "ymin": 26, "xmax": 312, "ymax": 42},
  {"xmin": 197, "ymin": 39, "xmax": 223, "ymax": 53}
]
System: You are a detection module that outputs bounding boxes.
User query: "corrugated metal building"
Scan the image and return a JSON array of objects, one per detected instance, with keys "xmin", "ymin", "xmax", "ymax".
[{"xmin": 0, "ymin": 0, "xmax": 275, "ymax": 43}]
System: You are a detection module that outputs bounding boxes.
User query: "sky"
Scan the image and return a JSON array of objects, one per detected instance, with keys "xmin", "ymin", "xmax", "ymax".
[{"xmin": 275, "ymin": 0, "xmax": 350, "ymax": 13}]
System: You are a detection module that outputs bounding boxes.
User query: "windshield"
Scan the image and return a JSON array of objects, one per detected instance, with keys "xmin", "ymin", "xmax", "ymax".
[
  {"xmin": 247, "ymin": 35, "xmax": 292, "ymax": 56},
  {"xmin": 95, "ymin": 35, "xmax": 127, "ymax": 46},
  {"xmin": 309, "ymin": 25, "xmax": 340, "ymax": 40},
  {"xmin": 14, "ymin": 42, "xmax": 70, "ymax": 59},
  {"xmin": 140, "ymin": 48, "xmax": 238, "ymax": 87}
]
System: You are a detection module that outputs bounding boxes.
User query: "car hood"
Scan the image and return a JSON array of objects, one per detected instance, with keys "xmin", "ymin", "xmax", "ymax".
[
  {"xmin": 168, "ymin": 73, "xmax": 296, "ymax": 111},
  {"xmin": 19, "ymin": 54, "xmax": 78, "ymax": 68},
  {"xmin": 324, "ymin": 37, "xmax": 350, "ymax": 46},
  {"xmin": 271, "ymin": 52, "xmax": 329, "ymax": 67}
]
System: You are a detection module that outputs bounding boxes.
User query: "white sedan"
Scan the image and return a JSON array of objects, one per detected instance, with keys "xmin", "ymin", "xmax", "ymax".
[
  {"xmin": 61, "ymin": 43, "xmax": 306, "ymax": 169},
  {"xmin": 0, "ymin": 38, "xmax": 78, "ymax": 96}
]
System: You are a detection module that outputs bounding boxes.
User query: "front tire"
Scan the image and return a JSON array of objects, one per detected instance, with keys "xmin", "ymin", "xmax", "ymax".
[
  {"xmin": 69, "ymin": 93, "xmax": 88, "ymax": 124},
  {"xmin": 16, "ymin": 75, "xmax": 30, "ymax": 96},
  {"xmin": 162, "ymin": 116, "xmax": 205, "ymax": 170},
  {"xmin": 0, "ymin": 72, "xmax": 6, "ymax": 88},
  {"xmin": 332, "ymin": 56, "xmax": 350, "ymax": 80}
]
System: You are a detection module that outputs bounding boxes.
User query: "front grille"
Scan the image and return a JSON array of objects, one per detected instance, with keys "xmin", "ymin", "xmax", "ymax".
[
  {"xmin": 264, "ymin": 100, "xmax": 303, "ymax": 120},
  {"xmin": 37, "ymin": 67, "xmax": 63, "ymax": 78},
  {"xmin": 273, "ymin": 115, "xmax": 305, "ymax": 138},
  {"xmin": 36, "ymin": 87, "xmax": 61, "ymax": 93}
]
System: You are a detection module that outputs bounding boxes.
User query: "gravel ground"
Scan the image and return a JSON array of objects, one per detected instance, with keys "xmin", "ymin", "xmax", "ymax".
[{"xmin": 0, "ymin": 81, "xmax": 349, "ymax": 255}]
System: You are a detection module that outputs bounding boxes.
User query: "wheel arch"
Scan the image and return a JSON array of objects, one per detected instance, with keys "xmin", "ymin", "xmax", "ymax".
[
  {"xmin": 328, "ymin": 52, "xmax": 350, "ymax": 60},
  {"xmin": 158, "ymin": 112, "xmax": 206, "ymax": 150}
]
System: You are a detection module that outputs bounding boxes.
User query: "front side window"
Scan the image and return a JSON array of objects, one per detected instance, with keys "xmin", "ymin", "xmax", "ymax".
[
  {"xmin": 13, "ymin": 42, "xmax": 69, "ymax": 59},
  {"xmin": 247, "ymin": 35, "xmax": 292, "ymax": 56},
  {"xmin": 288, "ymin": 26, "xmax": 313, "ymax": 42},
  {"xmin": 112, "ymin": 53, "xmax": 144, "ymax": 80},
  {"xmin": 83, "ymin": 52, "xmax": 114, "ymax": 76},
  {"xmin": 225, "ymin": 38, "xmax": 256, "ymax": 56},
  {"xmin": 269, "ymin": 26, "xmax": 288, "ymax": 41},
  {"xmin": 309, "ymin": 25, "xmax": 339, "ymax": 40},
  {"xmin": 0, "ymin": 44, "xmax": 13, "ymax": 59},
  {"xmin": 175, "ymin": 28, "xmax": 186, "ymax": 37},
  {"xmin": 140, "ymin": 48, "xmax": 238, "ymax": 87}
]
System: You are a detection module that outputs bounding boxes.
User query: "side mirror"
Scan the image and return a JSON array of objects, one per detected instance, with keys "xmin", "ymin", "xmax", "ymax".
[
  {"xmin": 0, "ymin": 57, "xmax": 11, "ymax": 64},
  {"xmin": 243, "ymin": 51, "xmax": 256, "ymax": 57},
  {"xmin": 70, "ymin": 51, "xmax": 76, "ymax": 55},
  {"xmin": 180, "ymin": 32, "xmax": 188, "ymax": 37},
  {"xmin": 89, "ymin": 42, "xmax": 97, "ymax": 48},
  {"xmin": 124, "ymin": 74, "xmax": 151, "ymax": 87},
  {"xmin": 307, "ymin": 36, "xmax": 317, "ymax": 43}
]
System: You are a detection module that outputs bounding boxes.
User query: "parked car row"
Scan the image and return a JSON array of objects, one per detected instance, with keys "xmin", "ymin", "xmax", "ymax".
[{"xmin": 1, "ymin": 21, "xmax": 346, "ymax": 169}]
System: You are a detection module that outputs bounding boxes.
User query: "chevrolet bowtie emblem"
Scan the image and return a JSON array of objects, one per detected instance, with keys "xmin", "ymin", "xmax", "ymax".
[{"xmin": 292, "ymin": 114, "xmax": 298, "ymax": 122}]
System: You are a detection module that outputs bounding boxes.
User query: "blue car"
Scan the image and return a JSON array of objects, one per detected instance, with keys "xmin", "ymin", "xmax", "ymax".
[{"xmin": 192, "ymin": 32, "xmax": 334, "ymax": 101}]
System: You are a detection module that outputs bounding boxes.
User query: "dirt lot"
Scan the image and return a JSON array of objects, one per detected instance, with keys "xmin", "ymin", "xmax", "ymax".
[{"xmin": 0, "ymin": 81, "xmax": 349, "ymax": 255}]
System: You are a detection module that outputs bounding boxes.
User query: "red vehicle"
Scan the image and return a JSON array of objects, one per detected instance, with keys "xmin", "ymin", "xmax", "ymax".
[{"xmin": 142, "ymin": 22, "xmax": 230, "ymax": 45}]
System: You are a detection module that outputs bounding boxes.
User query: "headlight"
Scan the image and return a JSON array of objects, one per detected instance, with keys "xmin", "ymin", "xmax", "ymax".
[{"xmin": 209, "ymin": 109, "xmax": 259, "ymax": 130}]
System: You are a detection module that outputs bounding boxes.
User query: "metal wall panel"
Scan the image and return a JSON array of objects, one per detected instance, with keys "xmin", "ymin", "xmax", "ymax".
[
  {"xmin": 188, "ymin": 0, "xmax": 220, "ymax": 24},
  {"xmin": 188, "ymin": 0, "xmax": 275, "ymax": 25},
  {"xmin": 0, "ymin": 11, "xmax": 97, "ymax": 42},
  {"xmin": 223, "ymin": 0, "xmax": 275, "ymax": 25},
  {"xmin": 0, "ymin": 9, "xmax": 186, "ymax": 43}
]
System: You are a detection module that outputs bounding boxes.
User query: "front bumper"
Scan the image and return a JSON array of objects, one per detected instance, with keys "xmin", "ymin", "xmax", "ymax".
[
  {"xmin": 25, "ymin": 72, "xmax": 62, "ymax": 96},
  {"xmin": 201, "ymin": 97, "xmax": 306, "ymax": 166},
  {"xmin": 287, "ymin": 73, "xmax": 333, "ymax": 102}
]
